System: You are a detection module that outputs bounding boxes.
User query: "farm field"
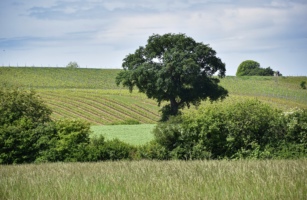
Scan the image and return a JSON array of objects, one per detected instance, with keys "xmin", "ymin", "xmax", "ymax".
[
  {"xmin": 91, "ymin": 124, "xmax": 156, "ymax": 145},
  {"xmin": 1, "ymin": 160, "xmax": 306, "ymax": 199},
  {"xmin": 1, "ymin": 67, "xmax": 307, "ymax": 125}
]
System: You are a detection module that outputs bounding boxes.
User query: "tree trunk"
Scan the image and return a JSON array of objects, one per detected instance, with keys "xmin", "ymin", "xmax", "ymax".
[{"xmin": 170, "ymin": 97, "xmax": 179, "ymax": 116}]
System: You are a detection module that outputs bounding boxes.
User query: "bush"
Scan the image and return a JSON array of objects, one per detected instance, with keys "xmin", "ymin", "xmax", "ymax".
[
  {"xmin": 86, "ymin": 135, "xmax": 107, "ymax": 161},
  {"xmin": 154, "ymin": 99, "xmax": 287, "ymax": 160},
  {"xmin": 87, "ymin": 138, "xmax": 136, "ymax": 161},
  {"xmin": 102, "ymin": 139, "xmax": 137, "ymax": 160},
  {"xmin": 154, "ymin": 115, "xmax": 216, "ymax": 160},
  {"xmin": 0, "ymin": 88, "xmax": 53, "ymax": 164},
  {"xmin": 0, "ymin": 88, "xmax": 52, "ymax": 126},
  {"xmin": 0, "ymin": 87, "xmax": 139, "ymax": 163},
  {"xmin": 283, "ymin": 108, "xmax": 307, "ymax": 148},
  {"xmin": 137, "ymin": 141, "xmax": 170, "ymax": 160},
  {"xmin": 222, "ymin": 100, "xmax": 283, "ymax": 158},
  {"xmin": 38, "ymin": 119, "xmax": 92, "ymax": 162}
]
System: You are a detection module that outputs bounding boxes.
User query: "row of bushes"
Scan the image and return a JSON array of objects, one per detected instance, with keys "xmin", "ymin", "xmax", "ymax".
[
  {"xmin": 1, "ymin": 88, "xmax": 306, "ymax": 164},
  {"xmin": 152, "ymin": 100, "xmax": 306, "ymax": 160}
]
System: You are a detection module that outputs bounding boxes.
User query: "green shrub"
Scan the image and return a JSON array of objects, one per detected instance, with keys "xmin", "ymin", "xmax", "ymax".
[
  {"xmin": 86, "ymin": 135, "xmax": 106, "ymax": 161},
  {"xmin": 0, "ymin": 88, "xmax": 52, "ymax": 126},
  {"xmin": 154, "ymin": 99, "xmax": 287, "ymax": 160},
  {"xmin": 137, "ymin": 141, "xmax": 170, "ymax": 160},
  {"xmin": 0, "ymin": 88, "xmax": 53, "ymax": 164},
  {"xmin": 87, "ymin": 137, "xmax": 136, "ymax": 161},
  {"xmin": 283, "ymin": 108, "xmax": 307, "ymax": 148},
  {"xmin": 223, "ymin": 100, "xmax": 283, "ymax": 158},
  {"xmin": 100, "ymin": 139, "xmax": 136, "ymax": 160},
  {"xmin": 41, "ymin": 119, "xmax": 91, "ymax": 162},
  {"xmin": 154, "ymin": 114, "xmax": 217, "ymax": 160}
]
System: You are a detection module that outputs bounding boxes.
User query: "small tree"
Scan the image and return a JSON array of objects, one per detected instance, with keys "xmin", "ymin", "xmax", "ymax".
[
  {"xmin": 236, "ymin": 60, "xmax": 276, "ymax": 76},
  {"xmin": 116, "ymin": 33, "xmax": 228, "ymax": 121},
  {"xmin": 66, "ymin": 61, "xmax": 79, "ymax": 68},
  {"xmin": 236, "ymin": 60, "xmax": 260, "ymax": 76}
]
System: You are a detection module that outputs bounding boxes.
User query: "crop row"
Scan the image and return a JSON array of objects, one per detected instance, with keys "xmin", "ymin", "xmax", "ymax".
[
  {"xmin": 39, "ymin": 90, "xmax": 160, "ymax": 124},
  {"xmin": 43, "ymin": 96, "xmax": 135, "ymax": 124},
  {"xmin": 38, "ymin": 88, "xmax": 306, "ymax": 125},
  {"xmin": 44, "ymin": 97, "xmax": 105, "ymax": 124}
]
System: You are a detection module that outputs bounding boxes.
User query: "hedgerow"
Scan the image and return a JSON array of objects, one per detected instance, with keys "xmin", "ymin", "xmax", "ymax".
[{"xmin": 153, "ymin": 99, "xmax": 307, "ymax": 160}]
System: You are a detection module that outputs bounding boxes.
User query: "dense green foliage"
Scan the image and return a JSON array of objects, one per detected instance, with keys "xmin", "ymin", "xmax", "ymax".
[
  {"xmin": 0, "ymin": 88, "xmax": 135, "ymax": 163},
  {"xmin": 236, "ymin": 60, "xmax": 274, "ymax": 76},
  {"xmin": 87, "ymin": 137, "xmax": 136, "ymax": 161},
  {"xmin": 116, "ymin": 33, "xmax": 228, "ymax": 121},
  {"xmin": 0, "ymin": 88, "xmax": 53, "ymax": 163},
  {"xmin": 153, "ymin": 99, "xmax": 307, "ymax": 160},
  {"xmin": 37, "ymin": 119, "xmax": 91, "ymax": 162}
]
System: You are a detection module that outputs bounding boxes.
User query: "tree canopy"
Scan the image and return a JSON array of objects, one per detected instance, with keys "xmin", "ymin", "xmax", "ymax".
[
  {"xmin": 66, "ymin": 61, "xmax": 79, "ymax": 68},
  {"xmin": 116, "ymin": 33, "xmax": 228, "ymax": 121},
  {"xmin": 236, "ymin": 60, "xmax": 274, "ymax": 76}
]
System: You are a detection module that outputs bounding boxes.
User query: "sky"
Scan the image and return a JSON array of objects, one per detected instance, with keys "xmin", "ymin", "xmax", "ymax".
[{"xmin": 0, "ymin": 0, "xmax": 306, "ymax": 76}]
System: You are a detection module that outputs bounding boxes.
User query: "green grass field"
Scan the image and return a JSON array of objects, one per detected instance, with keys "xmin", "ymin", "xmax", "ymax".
[
  {"xmin": 91, "ymin": 124, "xmax": 156, "ymax": 145},
  {"xmin": 1, "ymin": 160, "xmax": 306, "ymax": 199}
]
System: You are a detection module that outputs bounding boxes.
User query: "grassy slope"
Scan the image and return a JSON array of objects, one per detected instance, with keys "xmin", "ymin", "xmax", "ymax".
[
  {"xmin": 1, "ymin": 160, "xmax": 306, "ymax": 199},
  {"xmin": 1, "ymin": 67, "xmax": 307, "ymax": 125}
]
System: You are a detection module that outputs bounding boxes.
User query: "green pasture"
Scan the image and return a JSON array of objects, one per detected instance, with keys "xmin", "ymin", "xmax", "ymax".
[
  {"xmin": 91, "ymin": 124, "xmax": 156, "ymax": 145},
  {"xmin": 1, "ymin": 160, "xmax": 306, "ymax": 199}
]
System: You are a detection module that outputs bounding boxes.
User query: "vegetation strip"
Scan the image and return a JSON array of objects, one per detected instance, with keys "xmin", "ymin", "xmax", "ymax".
[{"xmin": 1, "ymin": 160, "xmax": 306, "ymax": 200}]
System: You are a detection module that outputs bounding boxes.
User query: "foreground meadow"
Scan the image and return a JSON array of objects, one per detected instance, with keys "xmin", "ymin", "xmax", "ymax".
[{"xmin": 1, "ymin": 160, "xmax": 306, "ymax": 200}]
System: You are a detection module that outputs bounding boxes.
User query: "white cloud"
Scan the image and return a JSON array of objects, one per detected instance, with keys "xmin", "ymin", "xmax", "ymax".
[{"xmin": 0, "ymin": 0, "xmax": 306, "ymax": 75}]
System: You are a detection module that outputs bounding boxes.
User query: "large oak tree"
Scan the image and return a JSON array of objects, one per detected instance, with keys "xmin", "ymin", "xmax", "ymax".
[{"xmin": 116, "ymin": 33, "xmax": 228, "ymax": 121}]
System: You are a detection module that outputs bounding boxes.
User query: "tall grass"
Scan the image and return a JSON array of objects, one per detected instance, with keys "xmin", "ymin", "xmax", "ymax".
[{"xmin": 1, "ymin": 160, "xmax": 306, "ymax": 199}]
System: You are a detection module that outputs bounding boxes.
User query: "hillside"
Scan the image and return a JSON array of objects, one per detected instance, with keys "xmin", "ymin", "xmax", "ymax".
[{"xmin": 1, "ymin": 67, "xmax": 306, "ymax": 124}]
